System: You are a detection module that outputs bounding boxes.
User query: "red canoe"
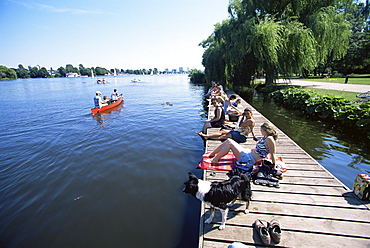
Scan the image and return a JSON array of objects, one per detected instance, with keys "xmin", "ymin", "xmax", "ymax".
[{"xmin": 91, "ymin": 96, "xmax": 124, "ymax": 115}]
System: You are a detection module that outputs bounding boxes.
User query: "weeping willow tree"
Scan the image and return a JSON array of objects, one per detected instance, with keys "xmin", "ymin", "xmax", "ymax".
[{"xmin": 201, "ymin": 0, "xmax": 352, "ymax": 86}]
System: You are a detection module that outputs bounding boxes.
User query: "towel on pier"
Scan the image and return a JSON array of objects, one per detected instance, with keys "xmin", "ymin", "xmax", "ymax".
[{"xmin": 197, "ymin": 152, "xmax": 236, "ymax": 171}]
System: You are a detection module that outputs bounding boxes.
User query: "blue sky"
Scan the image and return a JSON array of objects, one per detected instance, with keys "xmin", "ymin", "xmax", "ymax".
[{"xmin": 0, "ymin": 0, "xmax": 229, "ymax": 71}]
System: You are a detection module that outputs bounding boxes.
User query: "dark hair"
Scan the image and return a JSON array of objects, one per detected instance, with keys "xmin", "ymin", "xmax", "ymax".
[{"xmin": 230, "ymin": 95, "xmax": 237, "ymax": 100}]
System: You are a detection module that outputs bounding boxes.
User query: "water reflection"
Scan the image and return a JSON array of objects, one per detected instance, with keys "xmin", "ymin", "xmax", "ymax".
[{"xmin": 91, "ymin": 105, "xmax": 124, "ymax": 126}]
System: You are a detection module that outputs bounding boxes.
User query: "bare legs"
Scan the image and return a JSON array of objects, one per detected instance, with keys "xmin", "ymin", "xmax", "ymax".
[
  {"xmin": 207, "ymin": 139, "xmax": 245, "ymax": 162},
  {"xmin": 201, "ymin": 120, "xmax": 212, "ymax": 134},
  {"xmin": 199, "ymin": 129, "xmax": 232, "ymax": 140}
]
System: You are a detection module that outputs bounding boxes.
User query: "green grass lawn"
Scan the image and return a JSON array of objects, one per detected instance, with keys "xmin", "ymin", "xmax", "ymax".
[
  {"xmin": 293, "ymin": 74, "xmax": 370, "ymax": 85},
  {"xmin": 302, "ymin": 88, "xmax": 359, "ymax": 101}
]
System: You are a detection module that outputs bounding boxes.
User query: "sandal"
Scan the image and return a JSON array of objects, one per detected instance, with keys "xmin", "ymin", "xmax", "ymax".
[
  {"xmin": 253, "ymin": 219, "xmax": 270, "ymax": 245},
  {"xmin": 269, "ymin": 219, "xmax": 282, "ymax": 244}
]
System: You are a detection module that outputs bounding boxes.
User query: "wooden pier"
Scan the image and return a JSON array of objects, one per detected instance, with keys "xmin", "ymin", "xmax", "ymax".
[{"xmin": 199, "ymin": 91, "xmax": 370, "ymax": 248}]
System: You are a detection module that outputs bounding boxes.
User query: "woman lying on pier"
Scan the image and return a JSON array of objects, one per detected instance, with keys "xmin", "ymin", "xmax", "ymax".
[
  {"xmin": 198, "ymin": 108, "xmax": 257, "ymax": 143},
  {"xmin": 204, "ymin": 122, "xmax": 278, "ymax": 169}
]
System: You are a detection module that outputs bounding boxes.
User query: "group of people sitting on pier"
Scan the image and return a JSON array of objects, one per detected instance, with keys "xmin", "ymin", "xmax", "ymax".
[
  {"xmin": 198, "ymin": 82, "xmax": 279, "ymax": 174},
  {"xmin": 94, "ymin": 89, "xmax": 121, "ymax": 108}
]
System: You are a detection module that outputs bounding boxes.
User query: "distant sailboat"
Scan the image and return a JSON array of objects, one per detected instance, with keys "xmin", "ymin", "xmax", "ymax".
[
  {"xmin": 91, "ymin": 69, "xmax": 94, "ymax": 79},
  {"xmin": 114, "ymin": 69, "xmax": 117, "ymax": 77},
  {"xmin": 150, "ymin": 70, "xmax": 153, "ymax": 76}
]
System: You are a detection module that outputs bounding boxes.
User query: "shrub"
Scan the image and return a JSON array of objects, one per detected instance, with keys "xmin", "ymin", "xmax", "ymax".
[{"xmin": 270, "ymin": 88, "xmax": 370, "ymax": 139}]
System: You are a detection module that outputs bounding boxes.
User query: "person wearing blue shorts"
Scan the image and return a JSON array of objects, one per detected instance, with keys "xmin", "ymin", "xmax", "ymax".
[
  {"xmin": 198, "ymin": 108, "xmax": 256, "ymax": 143},
  {"xmin": 204, "ymin": 122, "xmax": 279, "ymax": 168}
]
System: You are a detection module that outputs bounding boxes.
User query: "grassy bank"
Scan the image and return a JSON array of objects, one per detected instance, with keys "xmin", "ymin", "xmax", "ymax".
[
  {"xmin": 292, "ymin": 75, "xmax": 370, "ymax": 85},
  {"xmin": 302, "ymin": 88, "xmax": 359, "ymax": 101}
]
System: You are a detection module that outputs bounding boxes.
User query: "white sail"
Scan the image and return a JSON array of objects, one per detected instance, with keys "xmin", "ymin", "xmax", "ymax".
[
  {"xmin": 114, "ymin": 69, "xmax": 117, "ymax": 77},
  {"xmin": 91, "ymin": 69, "xmax": 94, "ymax": 79}
]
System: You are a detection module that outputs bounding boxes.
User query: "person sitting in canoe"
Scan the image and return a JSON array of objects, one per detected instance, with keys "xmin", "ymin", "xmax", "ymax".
[
  {"xmin": 94, "ymin": 91, "xmax": 108, "ymax": 108},
  {"xmin": 110, "ymin": 89, "xmax": 119, "ymax": 103},
  {"xmin": 103, "ymin": 96, "xmax": 111, "ymax": 105}
]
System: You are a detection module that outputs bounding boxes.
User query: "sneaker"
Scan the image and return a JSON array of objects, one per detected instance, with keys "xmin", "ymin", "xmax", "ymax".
[
  {"xmin": 253, "ymin": 219, "xmax": 271, "ymax": 245},
  {"xmin": 269, "ymin": 219, "xmax": 282, "ymax": 244}
]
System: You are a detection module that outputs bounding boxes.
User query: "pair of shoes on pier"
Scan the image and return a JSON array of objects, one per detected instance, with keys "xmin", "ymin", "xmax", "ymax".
[
  {"xmin": 253, "ymin": 171, "xmax": 280, "ymax": 188},
  {"xmin": 253, "ymin": 219, "xmax": 281, "ymax": 245}
]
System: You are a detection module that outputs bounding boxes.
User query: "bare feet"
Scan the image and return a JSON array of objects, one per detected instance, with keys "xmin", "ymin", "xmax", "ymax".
[
  {"xmin": 196, "ymin": 131, "xmax": 208, "ymax": 140},
  {"xmin": 204, "ymin": 158, "xmax": 218, "ymax": 164}
]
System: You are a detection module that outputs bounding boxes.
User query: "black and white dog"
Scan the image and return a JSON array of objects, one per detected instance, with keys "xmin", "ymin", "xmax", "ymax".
[{"xmin": 183, "ymin": 171, "xmax": 252, "ymax": 230}]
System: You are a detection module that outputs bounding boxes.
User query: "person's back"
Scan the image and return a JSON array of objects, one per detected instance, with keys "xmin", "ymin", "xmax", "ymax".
[{"xmin": 111, "ymin": 89, "xmax": 118, "ymax": 101}]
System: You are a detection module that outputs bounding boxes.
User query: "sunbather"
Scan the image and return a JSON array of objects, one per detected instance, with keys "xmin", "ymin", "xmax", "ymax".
[{"xmin": 204, "ymin": 122, "xmax": 278, "ymax": 167}]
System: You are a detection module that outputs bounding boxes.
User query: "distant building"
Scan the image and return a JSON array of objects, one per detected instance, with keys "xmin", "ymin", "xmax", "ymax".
[
  {"xmin": 66, "ymin": 73, "xmax": 79, "ymax": 77},
  {"xmin": 49, "ymin": 70, "xmax": 58, "ymax": 76}
]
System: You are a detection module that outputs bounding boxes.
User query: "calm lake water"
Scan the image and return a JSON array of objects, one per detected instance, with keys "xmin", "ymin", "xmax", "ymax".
[
  {"xmin": 0, "ymin": 75, "xmax": 205, "ymax": 248},
  {"xmin": 1, "ymin": 75, "xmax": 369, "ymax": 248}
]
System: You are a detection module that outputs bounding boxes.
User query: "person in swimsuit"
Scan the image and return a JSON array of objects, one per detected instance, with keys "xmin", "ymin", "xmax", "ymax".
[
  {"xmin": 199, "ymin": 97, "xmax": 225, "ymax": 134},
  {"xmin": 204, "ymin": 122, "xmax": 278, "ymax": 167},
  {"xmin": 198, "ymin": 108, "xmax": 257, "ymax": 143}
]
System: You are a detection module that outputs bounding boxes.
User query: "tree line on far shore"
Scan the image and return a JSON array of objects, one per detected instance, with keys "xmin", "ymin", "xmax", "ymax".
[{"xmin": 0, "ymin": 64, "xmax": 163, "ymax": 80}]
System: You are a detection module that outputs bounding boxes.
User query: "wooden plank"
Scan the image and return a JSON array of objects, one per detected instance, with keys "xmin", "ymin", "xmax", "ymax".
[
  {"xmin": 250, "ymin": 191, "xmax": 366, "ymax": 208},
  {"xmin": 201, "ymin": 211, "xmax": 370, "ymax": 238},
  {"xmin": 199, "ymin": 90, "xmax": 370, "ymax": 248},
  {"xmin": 205, "ymin": 171, "xmax": 344, "ymax": 187},
  {"xmin": 202, "ymin": 225, "xmax": 370, "ymax": 248},
  {"xmin": 248, "ymin": 201, "xmax": 370, "ymax": 222}
]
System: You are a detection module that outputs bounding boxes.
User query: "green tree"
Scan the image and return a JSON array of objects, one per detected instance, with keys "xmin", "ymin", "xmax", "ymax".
[
  {"xmin": 38, "ymin": 67, "xmax": 50, "ymax": 78},
  {"xmin": 66, "ymin": 64, "xmax": 79, "ymax": 74},
  {"xmin": 332, "ymin": 1, "xmax": 370, "ymax": 74},
  {"xmin": 201, "ymin": 0, "xmax": 352, "ymax": 86},
  {"xmin": 0, "ymin": 65, "xmax": 17, "ymax": 80},
  {"xmin": 95, "ymin": 67, "xmax": 110, "ymax": 76},
  {"xmin": 79, "ymin": 64, "xmax": 90, "ymax": 76},
  {"xmin": 188, "ymin": 69, "xmax": 206, "ymax": 84},
  {"xmin": 16, "ymin": 64, "xmax": 30, "ymax": 78},
  {"xmin": 57, "ymin": 66, "xmax": 66, "ymax": 77},
  {"xmin": 29, "ymin": 67, "xmax": 39, "ymax": 78}
]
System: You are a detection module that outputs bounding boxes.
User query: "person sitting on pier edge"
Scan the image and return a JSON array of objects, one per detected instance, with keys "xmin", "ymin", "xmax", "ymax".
[
  {"xmin": 198, "ymin": 108, "xmax": 257, "ymax": 143},
  {"xmin": 199, "ymin": 97, "xmax": 225, "ymax": 134},
  {"xmin": 205, "ymin": 82, "xmax": 223, "ymax": 98},
  {"xmin": 110, "ymin": 89, "xmax": 119, "ymax": 103},
  {"xmin": 94, "ymin": 91, "xmax": 108, "ymax": 108},
  {"xmin": 204, "ymin": 122, "xmax": 278, "ymax": 171}
]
